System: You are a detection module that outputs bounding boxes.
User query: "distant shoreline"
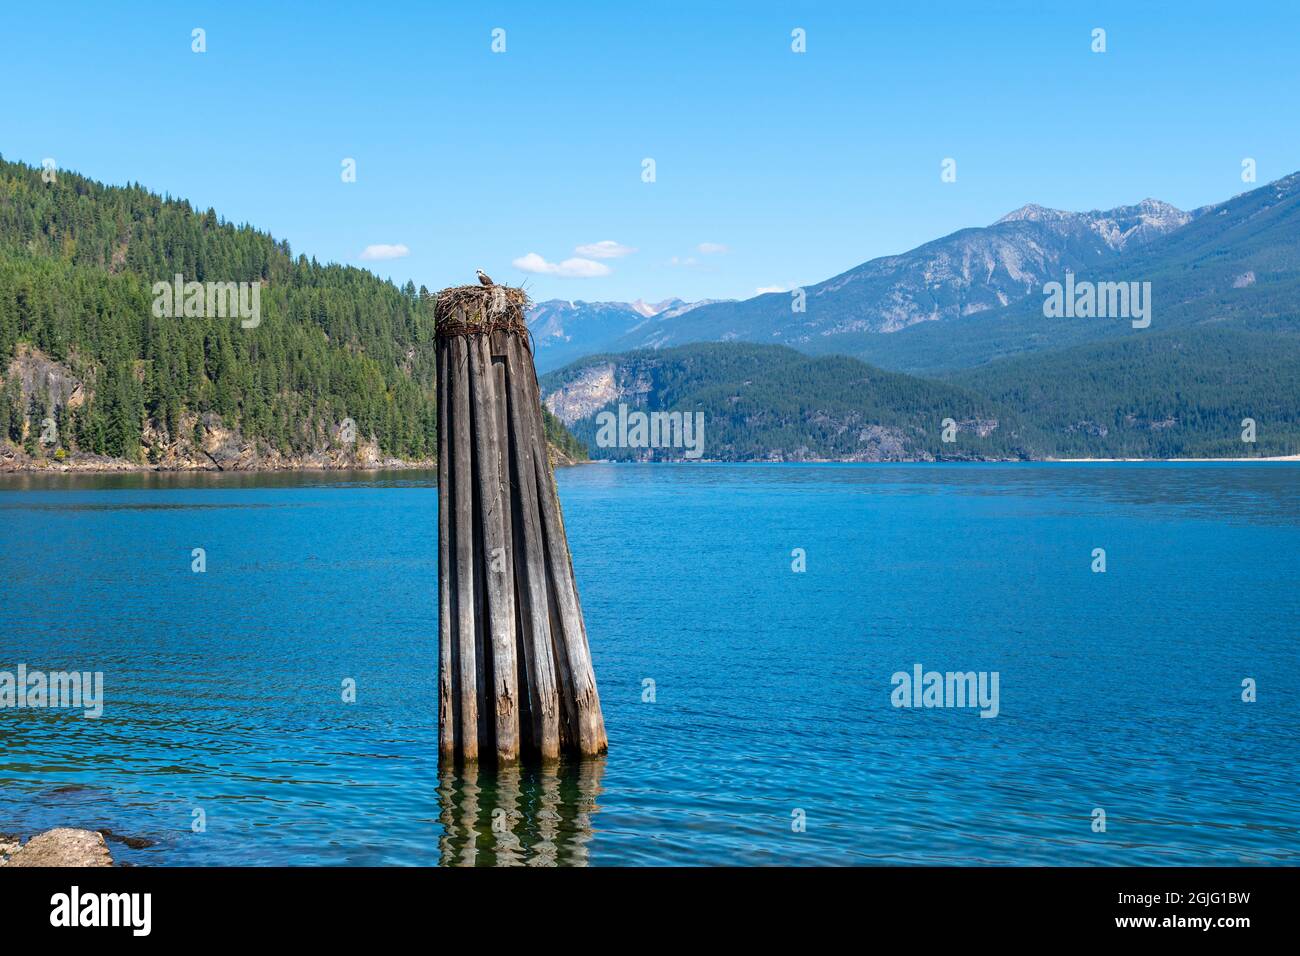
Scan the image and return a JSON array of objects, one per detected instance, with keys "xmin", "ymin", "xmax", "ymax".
[
  {"xmin": 2, "ymin": 455, "xmax": 1296, "ymax": 476},
  {"xmin": 580, "ymin": 455, "xmax": 1300, "ymax": 464}
]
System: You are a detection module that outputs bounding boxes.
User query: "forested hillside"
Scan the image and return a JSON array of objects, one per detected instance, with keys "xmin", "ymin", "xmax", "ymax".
[
  {"xmin": 0, "ymin": 156, "xmax": 583, "ymax": 468},
  {"xmin": 947, "ymin": 326, "xmax": 1300, "ymax": 457},
  {"xmin": 542, "ymin": 337, "xmax": 1300, "ymax": 461},
  {"xmin": 542, "ymin": 343, "xmax": 1023, "ymax": 461}
]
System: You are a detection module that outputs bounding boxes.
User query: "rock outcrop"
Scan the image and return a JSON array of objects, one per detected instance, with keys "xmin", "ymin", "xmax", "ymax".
[
  {"xmin": 0, "ymin": 828, "xmax": 114, "ymax": 867},
  {"xmin": 4, "ymin": 344, "xmax": 88, "ymax": 428}
]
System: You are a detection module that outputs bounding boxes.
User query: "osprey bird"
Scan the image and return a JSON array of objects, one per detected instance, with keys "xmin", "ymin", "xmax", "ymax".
[{"xmin": 476, "ymin": 269, "xmax": 494, "ymax": 287}]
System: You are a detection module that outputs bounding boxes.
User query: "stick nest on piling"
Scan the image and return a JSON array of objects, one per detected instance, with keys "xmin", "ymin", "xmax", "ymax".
[{"xmin": 433, "ymin": 285, "xmax": 531, "ymax": 338}]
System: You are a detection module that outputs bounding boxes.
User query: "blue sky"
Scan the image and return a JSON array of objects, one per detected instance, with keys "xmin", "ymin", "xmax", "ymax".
[{"xmin": 2, "ymin": 1, "xmax": 1298, "ymax": 303}]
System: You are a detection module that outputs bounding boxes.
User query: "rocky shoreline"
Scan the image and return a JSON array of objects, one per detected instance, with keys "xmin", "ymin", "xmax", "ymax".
[
  {"xmin": 0, "ymin": 446, "xmax": 438, "ymax": 474},
  {"xmin": 0, "ymin": 442, "xmax": 581, "ymax": 474}
]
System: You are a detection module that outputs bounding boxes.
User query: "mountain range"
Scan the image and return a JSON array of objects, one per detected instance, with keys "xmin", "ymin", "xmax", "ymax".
[
  {"xmin": 528, "ymin": 296, "xmax": 729, "ymax": 372},
  {"xmin": 528, "ymin": 195, "xmax": 1205, "ymax": 372},
  {"xmin": 538, "ymin": 173, "xmax": 1300, "ymax": 461}
]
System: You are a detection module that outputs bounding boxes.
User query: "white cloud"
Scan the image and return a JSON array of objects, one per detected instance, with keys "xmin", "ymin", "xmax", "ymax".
[
  {"xmin": 668, "ymin": 256, "xmax": 699, "ymax": 268},
  {"xmin": 697, "ymin": 242, "xmax": 729, "ymax": 255},
  {"xmin": 755, "ymin": 285, "xmax": 788, "ymax": 294},
  {"xmin": 359, "ymin": 243, "xmax": 410, "ymax": 261},
  {"xmin": 513, "ymin": 252, "xmax": 611, "ymax": 278},
  {"xmin": 574, "ymin": 240, "xmax": 636, "ymax": 259}
]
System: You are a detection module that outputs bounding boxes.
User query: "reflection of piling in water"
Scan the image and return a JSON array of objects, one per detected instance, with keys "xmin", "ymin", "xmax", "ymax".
[
  {"xmin": 436, "ymin": 758, "xmax": 606, "ymax": 867},
  {"xmin": 492, "ymin": 764, "xmax": 525, "ymax": 866},
  {"xmin": 563, "ymin": 758, "xmax": 602, "ymax": 867},
  {"xmin": 435, "ymin": 284, "xmax": 607, "ymax": 765}
]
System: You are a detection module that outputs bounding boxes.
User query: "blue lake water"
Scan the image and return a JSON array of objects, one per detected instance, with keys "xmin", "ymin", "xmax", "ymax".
[{"xmin": 0, "ymin": 463, "xmax": 1297, "ymax": 866}]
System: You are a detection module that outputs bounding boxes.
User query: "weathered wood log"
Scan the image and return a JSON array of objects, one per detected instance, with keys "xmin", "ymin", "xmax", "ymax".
[
  {"xmin": 468, "ymin": 333, "xmax": 519, "ymax": 762},
  {"xmin": 449, "ymin": 335, "xmax": 480, "ymax": 761},
  {"xmin": 504, "ymin": 331, "xmax": 562, "ymax": 760},
  {"xmin": 437, "ymin": 341, "xmax": 456, "ymax": 760},
  {"xmin": 517, "ymin": 335, "xmax": 607, "ymax": 755},
  {"xmin": 490, "ymin": 337, "xmax": 530, "ymax": 756},
  {"xmin": 435, "ymin": 284, "xmax": 606, "ymax": 764}
]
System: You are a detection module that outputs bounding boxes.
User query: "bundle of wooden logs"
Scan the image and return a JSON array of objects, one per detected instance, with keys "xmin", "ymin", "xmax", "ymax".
[{"xmin": 435, "ymin": 284, "xmax": 607, "ymax": 764}]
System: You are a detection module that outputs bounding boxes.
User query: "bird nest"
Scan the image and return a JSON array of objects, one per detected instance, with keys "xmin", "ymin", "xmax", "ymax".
[{"xmin": 433, "ymin": 285, "xmax": 531, "ymax": 338}]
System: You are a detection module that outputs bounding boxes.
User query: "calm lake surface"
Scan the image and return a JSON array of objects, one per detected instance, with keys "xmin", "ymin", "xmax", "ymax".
[{"xmin": 1, "ymin": 463, "xmax": 1297, "ymax": 866}]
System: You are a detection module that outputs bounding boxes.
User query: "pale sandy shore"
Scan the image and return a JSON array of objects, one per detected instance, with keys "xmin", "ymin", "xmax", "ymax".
[{"xmin": 1051, "ymin": 456, "xmax": 1300, "ymax": 462}]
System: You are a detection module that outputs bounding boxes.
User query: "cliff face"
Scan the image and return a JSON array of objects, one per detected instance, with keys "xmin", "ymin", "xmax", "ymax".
[
  {"xmin": 544, "ymin": 362, "xmax": 627, "ymax": 426},
  {"xmin": 546, "ymin": 441, "xmax": 582, "ymax": 468},
  {"xmin": 5, "ymin": 343, "xmax": 87, "ymax": 420}
]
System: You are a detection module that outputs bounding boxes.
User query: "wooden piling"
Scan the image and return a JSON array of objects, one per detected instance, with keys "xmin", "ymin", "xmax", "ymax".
[{"xmin": 435, "ymin": 284, "xmax": 606, "ymax": 764}]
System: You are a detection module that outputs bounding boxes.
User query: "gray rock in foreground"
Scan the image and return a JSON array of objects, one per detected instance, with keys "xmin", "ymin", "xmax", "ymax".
[{"xmin": 0, "ymin": 828, "xmax": 113, "ymax": 867}]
